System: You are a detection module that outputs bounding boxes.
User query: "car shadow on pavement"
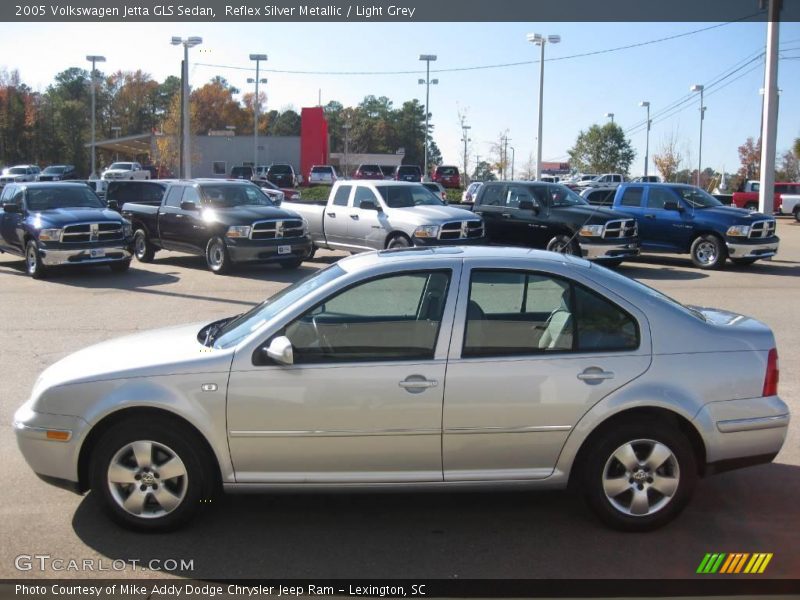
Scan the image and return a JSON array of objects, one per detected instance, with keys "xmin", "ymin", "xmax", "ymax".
[
  {"xmin": 71, "ymin": 462, "xmax": 800, "ymax": 579},
  {"xmin": 0, "ymin": 257, "xmax": 180, "ymax": 288}
]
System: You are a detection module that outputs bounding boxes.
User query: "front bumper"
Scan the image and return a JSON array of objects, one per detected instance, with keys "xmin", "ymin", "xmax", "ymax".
[
  {"xmin": 726, "ymin": 237, "xmax": 779, "ymax": 260},
  {"xmin": 38, "ymin": 240, "xmax": 133, "ymax": 266},
  {"xmin": 579, "ymin": 238, "xmax": 640, "ymax": 260},
  {"xmin": 226, "ymin": 237, "xmax": 313, "ymax": 263}
]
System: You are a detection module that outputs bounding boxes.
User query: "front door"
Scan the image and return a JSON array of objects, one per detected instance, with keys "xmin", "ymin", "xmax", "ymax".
[
  {"xmin": 640, "ymin": 187, "xmax": 694, "ymax": 251},
  {"xmin": 321, "ymin": 184, "xmax": 352, "ymax": 249},
  {"xmin": 226, "ymin": 268, "xmax": 459, "ymax": 483},
  {"xmin": 346, "ymin": 185, "xmax": 386, "ymax": 250},
  {"xmin": 156, "ymin": 185, "xmax": 188, "ymax": 251}
]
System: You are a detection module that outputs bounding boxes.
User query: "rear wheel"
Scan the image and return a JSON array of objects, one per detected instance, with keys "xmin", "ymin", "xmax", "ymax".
[
  {"xmin": 206, "ymin": 236, "xmax": 232, "ymax": 274},
  {"xmin": 25, "ymin": 240, "xmax": 48, "ymax": 279},
  {"xmin": 546, "ymin": 234, "xmax": 580, "ymax": 256},
  {"xmin": 133, "ymin": 230, "xmax": 155, "ymax": 263},
  {"xmin": 794, "ymin": 207, "xmax": 800, "ymax": 223},
  {"xmin": 690, "ymin": 234, "xmax": 726, "ymax": 269}
]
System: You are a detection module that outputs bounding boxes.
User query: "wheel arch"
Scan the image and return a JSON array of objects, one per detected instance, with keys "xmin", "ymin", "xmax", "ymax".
[{"xmin": 384, "ymin": 230, "xmax": 413, "ymax": 248}]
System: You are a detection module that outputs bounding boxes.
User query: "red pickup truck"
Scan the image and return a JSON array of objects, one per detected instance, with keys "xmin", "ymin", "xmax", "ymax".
[{"xmin": 732, "ymin": 180, "xmax": 800, "ymax": 213}]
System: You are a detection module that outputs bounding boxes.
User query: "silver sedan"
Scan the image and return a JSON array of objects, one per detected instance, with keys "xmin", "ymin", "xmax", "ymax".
[{"xmin": 14, "ymin": 247, "xmax": 789, "ymax": 531}]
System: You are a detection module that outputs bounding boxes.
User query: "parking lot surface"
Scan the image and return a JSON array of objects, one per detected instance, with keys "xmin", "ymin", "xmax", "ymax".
[{"xmin": 1, "ymin": 220, "xmax": 798, "ymax": 579}]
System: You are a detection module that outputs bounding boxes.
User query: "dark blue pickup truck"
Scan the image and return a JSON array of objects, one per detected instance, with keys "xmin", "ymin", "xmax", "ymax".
[{"xmin": 611, "ymin": 183, "xmax": 779, "ymax": 269}]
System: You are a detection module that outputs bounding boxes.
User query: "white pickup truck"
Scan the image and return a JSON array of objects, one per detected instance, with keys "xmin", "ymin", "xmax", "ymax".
[
  {"xmin": 101, "ymin": 162, "xmax": 150, "ymax": 181},
  {"xmin": 282, "ymin": 180, "xmax": 485, "ymax": 253}
]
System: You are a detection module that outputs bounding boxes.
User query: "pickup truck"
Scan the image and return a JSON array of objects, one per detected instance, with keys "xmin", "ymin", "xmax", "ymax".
[
  {"xmin": 0, "ymin": 182, "xmax": 133, "ymax": 278},
  {"xmin": 101, "ymin": 162, "xmax": 150, "ymax": 181},
  {"xmin": 573, "ymin": 173, "xmax": 625, "ymax": 189},
  {"xmin": 612, "ymin": 182, "xmax": 779, "ymax": 269},
  {"xmin": 472, "ymin": 181, "xmax": 640, "ymax": 266},
  {"xmin": 731, "ymin": 180, "xmax": 800, "ymax": 215},
  {"xmin": 1, "ymin": 165, "xmax": 40, "ymax": 186},
  {"xmin": 283, "ymin": 181, "xmax": 484, "ymax": 253},
  {"xmin": 122, "ymin": 179, "xmax": 312, "ymax": 274}
]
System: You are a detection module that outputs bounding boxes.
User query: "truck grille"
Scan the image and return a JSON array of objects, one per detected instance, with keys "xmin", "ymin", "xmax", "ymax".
[
  {"xmin": 250, "ymin": 219, "xmax": 305, "ymax": 240},
  {"xmin": 749, "ymin": 220, "xmax": 776, "ymax": 239},
  {"xmin": 602, "ymin": 219, "xmax": 637, "ymax": 239},
  {"xmin": 438, "ymin": 220, "xmax": 484, "ymax": 240},
  {"xmin": 61, "ymin": 222, "xmax": 124, "ymax": 243}
]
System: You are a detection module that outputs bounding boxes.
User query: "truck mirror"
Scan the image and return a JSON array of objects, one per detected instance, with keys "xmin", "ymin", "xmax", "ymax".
[
  {"xmin": 359, "ymin": 200, "xmax": 381, "ymax": 212},
  {"xmin": 106, "ymin": 199, "xmax": 119, "ymax": 210},
  {"xmin": 180, "ymin": 200, "xmax": 199, "ymax": 211},
  {"xmin": 664, "ymin": 201, "xmax": 683, "ymax": 212},
  {"xmin": 3, "ymin": 202, "xmax": 20, "ymax": 213},
  {"xmin": 265, "ymin": 336, "xmax": 294, "ymax": 366}
]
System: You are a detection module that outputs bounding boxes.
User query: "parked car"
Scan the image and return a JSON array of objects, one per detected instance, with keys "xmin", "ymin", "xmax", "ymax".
[
  {"xmin": 461, "ymin": 181, "xmax": 483, "ymax": 204},
  {"xmin": 473, "ymin": 181, "xmax": 639, "ymax": 266},
  {"xmin": 540, "ymin": 175, "xmax": 561, "ymax": 183},
  {"xmin": 631, "ymin": 175, "xmax": 661, "ymax": 183},
  {"xmin": 105, "ymin": 180, "xmax": 171, "ymax": 212},
  {"xmin": 612, "ymin": 183, "xmax": 779, "ymax": 269},
  {"xmin": 432, "ymin": 165, "xmax": 461, "ymax": 188},
  {"xmin": 353, "ymin": 164, "xmax": 384, "ymax": 180},
  {"xmin": 101, "ymin": 162, "xmax": 150, "ymax": 181},
  {"xmin": 580, "ymin": 186, "xmax": 619, "ymax": 207},
  {"xmin": 574, "ymin": 173, "xmax": 625, "ymax": 189},
  {"xmin": 37, "ymin": 165, "xmax": 79, "ymax": 181},
  {"xmin": 394, "ymin": 165, "xmax": 422, "ymax": 182},
  {"xmin": 258, "ymin": 179, "xmax": 300, "ymax": 202},
  {"xmin": 421, "ymin": 181, "xmax": 447, "ymax": 202},
  {"xmin": 779, "ymin": 189, "xmax": 800, "ymax": 222},
  {"xmin": 0, "ymin": 182, "xmax": 133, "ymax": 278},
  {"xmin": 122, "ymin": 179, "xmax": 312, "ymax": 274},
  {"xmin": 1, "ymin": 165, "xmax": 40, "ymax": 186},
  {"xmin": 308, "ymin": 165, "xmax": 338, "ymax": 185},
  {"xmin": 379, "ymin": 165, "xmax": 396, "ymax": 180},
  {"xmin": 266, "ymin": 164, "xmax": 297, "ymax": 188},
  {"xmin": 14, "ymin": 245, "xmax": 789, "ymax": 531},
  {"xmin": 282, "ymin": 180, "xmax": 484, "ymax": 254},
  {"xmin": 230, "ymin": 166, "xmax": 254, "ymax": 181},
  {"xmin": 731, "ymin": 180, "xmax": 800, "ymax": 213}
]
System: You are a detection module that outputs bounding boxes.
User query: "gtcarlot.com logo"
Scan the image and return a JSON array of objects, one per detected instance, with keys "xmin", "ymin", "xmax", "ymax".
[
  {"xmin": 697, "ymin": 552, "xmax": 773, "ymax": 574},
  {"xmin": 15, "ymin": 554, "xmax": 194, "ymax": 572}
]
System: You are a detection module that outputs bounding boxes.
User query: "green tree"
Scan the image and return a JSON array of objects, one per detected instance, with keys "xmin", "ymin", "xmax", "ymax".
[
  {"xmin": 472, "ymin": 160, "xmax": 497, "ymax": 181},
  {"xmin": 568, "ymin": 123, "xmax": 636, "ymax": 174},
  {"xmin": 270, "ymin": 109, "xmax": 301, "ymax": 136}
]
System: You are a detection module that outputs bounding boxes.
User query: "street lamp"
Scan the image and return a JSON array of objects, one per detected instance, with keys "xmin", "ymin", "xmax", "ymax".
[
  {"xmin": 461, "ymin": 122, "xmax": 471, "ymax": 186},
  {"xmin": 249, "ymin": 53, "xmax": 268, "ymax": 173},
  {"xmin": 418, "ymin": 54, "xmax": 438, "ymax": 180},
  {"xmin": 527, "ymin": 33, "xmax": 561, "ymax": 181},
  {"xmin": 639, "ymin": 101, "xmax": 651, "ymax": 178},
  {"xmin": 690, "ymin": 84, "xmax": 705, "ymax": 187},
  {"xmin": 110, "ymin": 125, "xmax": 121, "ymax": 162},
  {"xmin": 342, "ymin": 123, "xmax": 351, "ymax": 178},
  {"xmin": 86, "ymin": 55, "xmax": 106, "ymax": 179},
  {"xmin": 171, "ymin": 36, "xmax": 203, "ymax": 179},
  {"xmin": 510, "ymin": 146, "xmax": 516, "ymax": 180},
  {"xmin": 605, "ymin": 112, "xmax": 615, "ymax": 123}
]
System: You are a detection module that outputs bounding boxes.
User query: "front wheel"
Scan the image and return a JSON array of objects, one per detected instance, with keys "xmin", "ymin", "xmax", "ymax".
[
  {"xmin": 690, "ymin": 234, "xmax": 726, "ymax": 269},
  {"xmin": 583, "ymin": 420, "xmax": 697, "ymax": 531},
  {"xmin": 25, "ymin": 240, "xmax": 48, "ymax": 279},
  {"xmin": 794, "ymin": 208, "xmax": 800, "ymax": 223},
  {"xmin": 133, "ymin": 230, "xmax": 156, "ymax": 263},
  {"xmin": 206, "ymin": 236, "xmax": 233, "ymax": 274},
  {"xmin": 386, "ymin": 235, "xmax": 412, "ymax": 249},
  {"xmin": 546, "ymin": 234, "xmax": 580, "ymax": 256}
]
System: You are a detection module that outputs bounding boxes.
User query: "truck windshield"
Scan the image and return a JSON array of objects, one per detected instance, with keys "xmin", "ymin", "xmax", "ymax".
[
  {"xmin": 672, "ymin": 187, "xmax": 722, "ymax": 209},
  {"xmin": 9, "ymin": 167, "xmax": 28, "ymax": 174},
  {"xmin": 200, "ymin": 184, "xmax": 274, "ymax": 208},
  {"xmin": 211, "ymin": 264, "xmax": 346, "ymax": 348},
  {"xmin": 269, "ymin": 165, "xmax": 292, "ymax": 174},
  {"xmin": 549, "ymin": 185, "xmax": 588, "ymax": 207},
  {"xmin": 43, "ymin": 166, "xmax": 68, "ymax": 174},
  {"xmin": 109, "ymin": 163, "xmax": 133, "ymax": 170},
  {"xmin": 26, "ymin": 187, "xmax": 104, "ymax": 210},
  {"xmin": 375, "ymin": 185, "xmax": 444, "ymax": 208}
]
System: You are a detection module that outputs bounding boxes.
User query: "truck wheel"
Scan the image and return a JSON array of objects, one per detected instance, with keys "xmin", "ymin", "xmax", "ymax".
[
  {"xmin": 133, "ymin": 230, "xmax": 155, "ymax": 263},
  {"xmin": 794, "ymin": 207, "xmax": 800, "ymax": 223},
  {"xmin": 730, "ymin": 257, "xmax": 758, "ymax": 267},
  {"xmin": 206, "ymin": 236, "xmax": 233, "ymax": 274},
  {"xmin": 386, "ymin": 234, "xmax": 412, "ymax": 249},
  {"xmin": 690, "ymin": 234, "xmax": 726, "ymax": 269},
  {"xmin": 89, "ymin": 417, "xmax": 213, "ymax": 531},
  {"xmin": 109, "ymin": 259, "xmax": 132, "ymax": 273},
  {"xmin": 25, "ymin": 240, "xmax": 48, "ymax": 279},
  {"xmin": 583, "ymin": 419, "xmax": 696, "ymax": 532},
  {"xmin": 546, "ymin": 234, "xmax": 579, "ymax": 256},
  {"xmin": 279, "ymin": 257, "xmax": 303, "ymax": 269}
]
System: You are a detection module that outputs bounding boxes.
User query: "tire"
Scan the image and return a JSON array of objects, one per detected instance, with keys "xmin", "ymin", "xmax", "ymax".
[
  {"xmin": 730, "ymin": 257, "xmax": 758, "ymax": 267},
  {"xmin": 794, "ymin": 208, "xmax": 800, "ymax": 223},
  {"xmin": 308, "ymin": 245, "xmax": 318, "ymax": 259},
  {"xmin": 89, "ymin": 417, "xmax": 212, "ymax": 531},
  {"xmin": 25, "ymin": 240, "xmax": 48, "ymax": 279},
  {"xmin": 583, "ymin": 419, "xmax": 697, "ymax": 532},
  {"xmin": 690, "ymin": 234, "xmax": 727, "ymax": 269},
  {"xmin": 386, "ymin": 234, "xmax": 412, "ymax": 249},
  {"xmin": 133, "ymin": 229, "xmax": 156, "ymax": 263},
  {"xmin": 109, "ymin": 259, "xmax": 132, "ymax": 273},
  {"xmin": 545, "ymin": 234, "xmax": 580, "ymax": 256},
  {"xmin": 205, "ymin": 236, "xmax": 233, "ymax": 274},
  {"xmin": 744, "ymin": 202, "xmax": 758, "ymax": 211}
]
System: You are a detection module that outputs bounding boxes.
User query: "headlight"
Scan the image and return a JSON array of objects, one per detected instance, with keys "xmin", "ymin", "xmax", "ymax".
[
  {"xmin": 226, "ymin": 225, "xmax": 251, "ymax": 238},
  {"xmin": 122, "ymin": 222, "xmax": 133, "ymax": 237},
  {"xmin": 413, "ymin": 225, "xmax": 440, "ymax": 239},
  {"xmin": 38, "ymin": 228, "xmax": 63, "ymax": 241},
  {"xmin": 726, "ymin": 225, "xmax": 751, "ymax": 237},
  {"xmin": 579, "ymin": 224, "xmax": 605, "ymax": 237},
  {"xmin": 52, "ymin": 176, "xmax": 60, "ymax": 181},
  {"xmin": 301, "ymin": 218, "xmax": 309, "ymax": 235}
]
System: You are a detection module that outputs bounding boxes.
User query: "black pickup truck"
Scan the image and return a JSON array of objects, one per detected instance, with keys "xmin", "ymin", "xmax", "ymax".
[
  {"xmin": 472, "ymin": 181, "xmax": 640, "ymax": 266},
  {"xmin": 0, "ymin": 182, "xmax": 133, "ymax": 278},
  {"xmin": 122, "ymin": 179, "xmax": 313, "ymax": 274}
]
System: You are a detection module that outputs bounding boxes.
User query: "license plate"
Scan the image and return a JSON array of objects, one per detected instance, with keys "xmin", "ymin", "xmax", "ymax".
[
  {"xmin": 90, "ymin": 249, "xmax": 105, "ymax": 258},
  {"xmin": 277, "ymin": 245, "xmax": 291, "ymax": 255}
]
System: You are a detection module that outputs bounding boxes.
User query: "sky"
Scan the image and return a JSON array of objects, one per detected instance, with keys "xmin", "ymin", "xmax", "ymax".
[{"xmin": 1, "ymin": 20, "xmax": 799, "ymax": 176}]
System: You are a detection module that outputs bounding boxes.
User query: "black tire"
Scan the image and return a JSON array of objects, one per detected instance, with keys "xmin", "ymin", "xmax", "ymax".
[
  {"xmin": 546, "ymin": 234, "xmax": 580, "ymax": 256},
  {"xmin": 744, "ymin": 202, "xmax": 757, "ymax": 211},
  {"xmin": 89, "ymin": 417, "xmax": 214, "ymax": 531},
  {"xmin": 133, "ymin": 229, "xmax": 156, "ymax": 263},
  {"xmin": 730, "ymin": 257, "xmax": 758, "ymax": 267},
  {"xmin": 386, "ymin": 234, "xmax": 412, "ymax": 249},
  {"xmin": 794, "ymin": 208, "xmax": 800, "ymax": 223},
  {"xmin": 690, "ymin": 234, "xmax": 727, "ymax": 269},
  {"xmin": 583, "ymin": 419, "xmax": 697, "ymax": 532},
  {"xmin": 279, "ymin": 257, "xmax": 303, "ymax": 269},
  {"xmin": 109, "ymin": 259, "xmax": 132, "ymax": 273},
  {"xmin": 25, "ymin": 240, "xmax": 48, "ymax": 279},
  {"xmin": 308, "ymin": 245, "xmax": 318, "ymax": 259},
  {"xmin": 205, "ymin": 236, "xmax": 233, "ymax": 274}
]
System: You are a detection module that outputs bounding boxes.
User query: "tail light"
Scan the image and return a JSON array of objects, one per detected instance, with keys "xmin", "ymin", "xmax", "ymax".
[{"xmin": 763, "ymin": 348, "xmax": 779, "ymax": 396}]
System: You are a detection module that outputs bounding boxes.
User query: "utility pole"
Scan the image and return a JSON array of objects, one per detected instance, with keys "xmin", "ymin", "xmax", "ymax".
[
  {"xmin": 86, "ymin": 55, "xmax": 106, "ymax": 179},
  {"xmin": 503, "ymin": 135, "xmax": 510, "ymax": 179},
  {"xmin": 690, "ymin": 84, "xmax": 705, "ymax": 187},
  {"xmin": 249, "ymin": 53, "xmax": 268, "ymax": 173},
  {"xmin": 510, "ymin": 147, "xmax": 516, "ymax": 180},
  {"xmin": 640, "ymin": 101, "xmax": 651, "ymax": 178},
  {"xmin": 418, "ymin": 55, "xmax": 438, "ymax": 180},
  {"xmin": 527, "ymin": 33, "xmax": 561, "ymax": 180},
  {"xmin": 343, "ymin": 123, "xmax": 350, "ymax": 178},
  {"xmin": 759, "ymin": 0, "xmax": 781, "ymax": 215},
  {"xmin": 171, "ymin": 36, "xmax": 203, "ymax": 179},
  {"xmin": 461, "ymin": 121, "xmax": 471, "ymax": 186}
]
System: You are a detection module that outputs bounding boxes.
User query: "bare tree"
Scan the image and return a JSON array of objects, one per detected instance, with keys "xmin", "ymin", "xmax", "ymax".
[{"xmin": 652, "ymin": 130, "xmax": 683, "ymax": 183}]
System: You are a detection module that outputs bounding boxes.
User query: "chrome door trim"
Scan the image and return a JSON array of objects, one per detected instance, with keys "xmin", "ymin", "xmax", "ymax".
[
  {"xmin": 229, "ymin": 428, "xmax": 441, "ymax": 438},
  {"xmin": 444, "ymin": 425, "xmax": 572, "ymax": 435}
]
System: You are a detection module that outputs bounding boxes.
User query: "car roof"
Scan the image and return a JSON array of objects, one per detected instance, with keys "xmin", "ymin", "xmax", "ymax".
[{"xmin": 18, "ymin": 181, "xmax": 90, "ymax": 188}]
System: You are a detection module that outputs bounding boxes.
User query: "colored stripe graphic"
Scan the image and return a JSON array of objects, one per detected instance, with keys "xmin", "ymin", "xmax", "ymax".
[{"xmin": 699, "ymin": 553, "xmax": 773, "ymax": 574}]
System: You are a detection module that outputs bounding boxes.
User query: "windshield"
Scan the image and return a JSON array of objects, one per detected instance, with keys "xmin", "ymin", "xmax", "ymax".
[
  {"xmin": 200, "ymin": 184, "xmax": 274, "ymax": 208},
  {"xmin": 26, "ymin": 186, "xmax": 104, "ymax": 210},
  {"xmin": 437, "ymin": 167, "xmax": 458, "ymax": 176},
  {"xmin": 9, "ymin": 167, "xmax": 28, "ymax": 174},
  {"xmin": 672, "ymin": 186, "xmax": 722, "ymax": 209},
  {"xmin": 549, "ymin": 184, "xmax": 588, "ymax": 207},
  {"xmin": 212, "ymin": 264, "xmax": 346, "ymax": 348},
  {"xmin": 269, "ymin": 165, "xmax": 292, "ymax": 175},
  {"xmin": 43, "ymin": 166, "xmax": 67, "ymax": 174},
  {"xmin": 376, "ymin": 184, "xmax": 444, "ymax": 208},
  {"xmin": 109, "ymin": 163, "xmax": 133, "ymax": 170}
]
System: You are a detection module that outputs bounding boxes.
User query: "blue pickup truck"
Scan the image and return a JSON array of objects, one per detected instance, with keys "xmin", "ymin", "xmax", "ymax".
[{"xmin": 610, "ymin": 183, "xmax": 779, "ymax": 269}]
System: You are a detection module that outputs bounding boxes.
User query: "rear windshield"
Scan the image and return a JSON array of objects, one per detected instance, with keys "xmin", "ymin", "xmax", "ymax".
[
  {"xmin": 43, "ymin": 166, "xmax": 68, "ymax": 174},
  {"xmin": 437, "ymin": 167, "xmax": 459, "ymax": 175},
  {"xmin": 231, "ymin": 167, "xmax": 253, "ymax": 176},
  {"xmin": 398, "ymin": 166, "xmax": 421, "ymax": 174},
  {"xmin": 268, "ymin": 165, "xmax": 293, "ymax": 175},
  {"xmin": 359, "ymin": 165, "xmax": 381, "ymax": 172},
  {"xmin": 311, "ymin": 166, "xmax": 332, "ymax": 174},
  {"xmin": 375, "ymin": 185, "xmax": 444, "ymax": 208},
  {"xmin": 26, "ymin": 186, "xmax": 104, "ymax": 210},
  {"xmin": 200, "ymin": 184, "xmax": 274, "ymax": 208}
]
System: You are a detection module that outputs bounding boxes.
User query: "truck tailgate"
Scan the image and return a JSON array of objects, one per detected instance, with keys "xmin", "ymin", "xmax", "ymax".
[{"xmin": 282, "ymin": 201, "xmax": 327, "ymax": 245}]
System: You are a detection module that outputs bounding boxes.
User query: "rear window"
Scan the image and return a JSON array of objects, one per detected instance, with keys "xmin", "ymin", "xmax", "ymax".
[
  {"xmin": 268, "ymin": 165, "xmax": 293, "ymax": 175},
  {"xmin": 108, "ymin": 182, "xmax": 165, "ymax": 205},
  {"xmin": 311, "ymin": 166, "xmax": 332, "ymax": 174},
  {"xmin": 231, "ymin": 167, "xmax": 253, "ymax": 177},
  {"xmin": 359, "ymin": 165, "xmax": 381, "ymax": 173},
  {"xmin": 437, "ymin": 166, "xmax": 459, "ymax": 176},
  {"xmin": 398, "ymin": 166, "xmax": 421, "ymax": 174}
]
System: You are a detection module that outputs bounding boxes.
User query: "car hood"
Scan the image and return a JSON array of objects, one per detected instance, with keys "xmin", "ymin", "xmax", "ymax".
[
  {"xmin": 552, "ymin": 204, "xmax": 632, "ymax": 222},
  {"xmin": 389, "ymin": 204, "xmax": 480, "ymax": 223},
  {"xmin": 208, "ymin": 205, "xmax": 303, "ymax": 225},
  {"xmin": 695, "ymin": 206, "xmax": 772, "ymax": 222},
  {"xmin": 31, "ymin": 207, "xmax": 125, "ymax": 226}
]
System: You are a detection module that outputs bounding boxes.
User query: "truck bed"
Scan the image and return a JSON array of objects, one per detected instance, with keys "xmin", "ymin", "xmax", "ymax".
[{"xmin": 281, "ymin": 200, "xmax": 327, "ymax": 245}]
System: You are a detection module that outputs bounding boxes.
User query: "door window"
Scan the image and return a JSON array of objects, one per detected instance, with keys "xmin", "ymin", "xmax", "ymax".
[
  {"xmin": 332, "ymin": 185, "xmax": 351, "ymax": 206},
  {"xmin": 164, "ymin": 186, "xmax": 184, "ymax": 207},
  {"xmin": 504, "ymin": 185, "xmax": 534, "ymax": 209},
  {"xmin": 645, "ymin": 187, "xmax": 675, "ymax": 210},
  {"xmin": 181, "ymin": 186, "xmax": 202, "ymax": 205},
  {"xmin": 281, "ymin": 271, "xmax": 451, "ymax": 363},
  {"xmin": 620, "ymin": 187, "xmax": 644, "ymax": 207},
  {"xmin": 353, "ymin": 186, "xmax": 379, "ymax": 209},
  {"xmin": 478, "ymin": 185, "xmax": 505, "ymax": 207}
]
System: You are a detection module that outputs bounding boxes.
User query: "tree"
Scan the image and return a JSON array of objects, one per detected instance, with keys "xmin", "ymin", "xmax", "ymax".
[
  {"xmin": 190, "ymin": 78, "xmax": 248, "ymax": 134},
  {"xmin": 794, "ymin": 137, "xmax": 800, "ymax": 160},
  {"xmin": 776, "ymin": 149, "xmax": 799, "ymax": 181},
  {"xmin": 270, "ymin": 109, "xmax": 301, "ymax": 136},
  {"xmin": 568, "ymin": 122, "xmax": 636, "ymax": 174},
  {"xmin": 738, "ymin": 136, "xmax": 761, "ymax": 180},
  {"xmin": 652, "ymin": 131, "xmax": 683, "ymax": 183},
  {"xmin": 155, "ymin": 90, "xmax": 201, "ymax": 174},
  {"xmin": 472, "ymin": 160, "xmax": 497, "ymax": 182}
]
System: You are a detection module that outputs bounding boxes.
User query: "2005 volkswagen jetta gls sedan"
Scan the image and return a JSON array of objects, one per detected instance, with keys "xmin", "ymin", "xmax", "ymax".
[{"xmin": 14, "ymin": 247, "xmax": 789, "ymax": 531}]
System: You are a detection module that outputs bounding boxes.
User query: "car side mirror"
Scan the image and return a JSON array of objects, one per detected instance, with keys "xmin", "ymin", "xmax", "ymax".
[
  {"xmin": 3, "ymin": 202, "xmax": 20, "ymax": 213},
  {"xmin": 664, "ymin": 200, "xmax": 683, "ymax": 212},
  {"xmin": 359, "ymin": 200, "xmax": 382, "ymax": 212},
  {"xmin": 180, "ymin": 200, "xmax": 199, "ymax": 211},
  {"xmin": 265, "ymin": 336, "xmax": 294, "ymax": 366},
  {"xmin": 106, "ymin": 199, "xmax": 119, "ymax": 210}
]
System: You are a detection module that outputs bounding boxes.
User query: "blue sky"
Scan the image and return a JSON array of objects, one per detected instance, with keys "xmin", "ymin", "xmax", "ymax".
[{"xmin": 2, "ymin": 20, "xmax": 799, "ymax": 175}]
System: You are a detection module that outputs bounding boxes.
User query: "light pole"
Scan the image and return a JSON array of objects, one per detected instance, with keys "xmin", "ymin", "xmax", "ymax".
[
  {"xmin": 418, "ymin": 54, "xmax": 438, "ymax": 180},
  {"xmin": 342, "ymin": 123, "xmax": 351, "ymax": 178},
  {"xmin": 605, "ymin": 112, "xmax": 615, "ymax": 123},
  {"xmin": 110, "ymin": 125, "xmax": 121, "ymax": 162},
  {"xmin": 86, "ymin": 55, "xmax": 106, "ymax": 179},
  {"xmin": 171, "ymin": 36, "xmax": 202, "ymax": 179},
  {"xmin": 248, "ymin": 53, "xmax": 268, "ymax": 172},
  {"xmin": 690, "ymin": 84, "xmax": 705, "ymax": 187},
  {"xmin": 461, "ymin": 122, "xmax": 471, "ymax": 186},
  {"xmin": 527, "ymin": 33, "xmax": 560, "ymax": 181},
  {"xmin": 510, "ymin": 146, "xmax": 516, "ymax": 180},
  {"xmin": 639, "ymin": 101, "xmax": 651, "ymax": 177}
]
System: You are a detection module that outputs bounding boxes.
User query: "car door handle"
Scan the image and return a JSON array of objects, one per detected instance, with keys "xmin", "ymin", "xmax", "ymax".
[
  {"xmin": 175, "ymin": 214, "xmax": 184, "ymax": 218},
  {"xmin": 501, "ymin": 213, "xmax": 512, "ymax": 218},
  {"xmin": 577, "ymin": 368, "xmax": 615, "ymax": 382},
  {"xmin": 644, "ymin": 214, "xmax": 656, "ymax": 219},
  {"xmin": 350, "ymin": 214, "xmax": 360, "ymax": 220},
  {"xmin": 399, "ymin": 377, "xmax": 438, "ymax": 390},
  {"xmin": 327, "ymin": 212, "xmax": 336, "ymax": 218}
]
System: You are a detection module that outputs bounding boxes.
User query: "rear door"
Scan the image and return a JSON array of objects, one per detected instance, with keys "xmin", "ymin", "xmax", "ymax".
[
  {"xmin": 0, "ymin": 186, "xmax": 23, "ymax": 253},
  {"xmin": 322, "ymin": 185, "xmax": 353, "ymax": 248},
  {"xmin": 472, "ymin": 184, "xmax": 510, "ymax": 242},
  {"xmin": 156, "ymin": 185, "xmax": 187, "ymax": 251}
]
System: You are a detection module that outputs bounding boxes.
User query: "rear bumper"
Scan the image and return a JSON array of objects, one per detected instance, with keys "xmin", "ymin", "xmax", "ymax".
[
  {"xmin": 726, "ymin": 238, "xmax": 779, "ymax": 260},
  {"xmin": 579, "ymin": 238, "xmax": 640, "ymax": 260},
  {"xmin": 226, "ymin": 237, "xmax": 313, "ymax": 263}
]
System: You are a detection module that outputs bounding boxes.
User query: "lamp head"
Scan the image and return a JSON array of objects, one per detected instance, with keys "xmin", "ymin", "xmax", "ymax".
[
  {"xmin": 639, "ymin": 101, "xmax": 650, "ymax": 107},
  {"xmin": 418, "ymin": 54, "xmax": 437, "ymax": 61},
  {"xmin": 249, "ymin": 53, "xmax": 268, "ymax": 61},
  {"xmin": 690, "ymin": 84, "xmax": 704, "ymax": 93}
]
